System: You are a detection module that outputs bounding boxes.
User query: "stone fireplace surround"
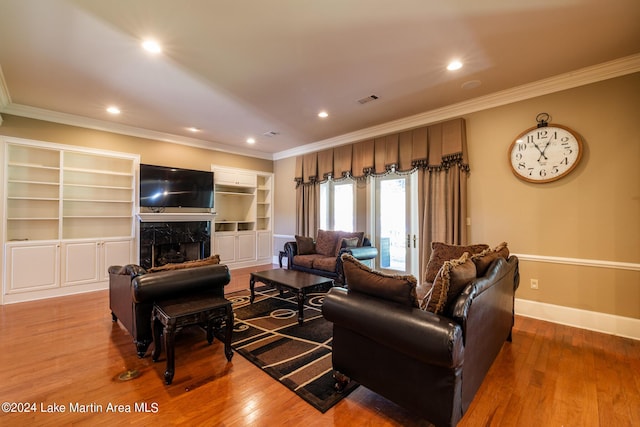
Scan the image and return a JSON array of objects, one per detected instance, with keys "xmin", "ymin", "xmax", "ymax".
[{"xmin": 137, "ymin": 213, "xmax": 214, "ymax": 270}]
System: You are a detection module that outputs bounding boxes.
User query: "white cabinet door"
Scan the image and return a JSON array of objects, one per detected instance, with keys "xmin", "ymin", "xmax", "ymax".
[
  {"xmin": 101, "ymin": 239, "xmax": 134, "ymax": 281},
  {"xmin": 257, "ymin": 231, "xmax": 272, "ymax": 260},
  {"xmin": 237, "ymin": 232, "xmax": 256, "ymax": 262},
  {"xmin": 62, "ymin": 241, "xmax": 99, "ymax": 287},
  {"xmin": 214, "ymin": 169, "xmax": 257, "ymax": 187},
  {"xmin": 5, "ymin": 242, "xmax": 60, "ymax": 293},
  {"xmin": 214, "ymin": 234, "xmax": 237, "ymax": 263}
]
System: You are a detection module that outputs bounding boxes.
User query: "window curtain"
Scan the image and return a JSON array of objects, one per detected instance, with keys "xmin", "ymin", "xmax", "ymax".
[{"xmin": 294, "ymin": 118, "xmax": 469, "ymax": 276}]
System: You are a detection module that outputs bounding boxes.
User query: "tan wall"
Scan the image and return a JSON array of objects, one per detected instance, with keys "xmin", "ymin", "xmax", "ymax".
[
  {"xmin": 0, "ymin": 115, "xmax": 273, "ymax": 173},
  {"xmin": 274, "ymin": 72, "xmax": 640, "ymax": 319}
]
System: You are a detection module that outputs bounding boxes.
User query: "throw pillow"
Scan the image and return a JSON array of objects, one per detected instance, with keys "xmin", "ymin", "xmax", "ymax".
[
  {"xmin": 315, "ymin": 229, "xmax": 339, "ymax": 257},
  {"xmin": 334, "ymin": 231, "xmax": 365, "ymax": 255},
  {"xmin": 422, "ymin": 252, "xmax": 477, "ymax": 314},
  {"xmin": 339, "ymin": 237, "xmax": 359, "ymax": 249},
  {"xmin": 425, "ymin": 242, "xmax": 489, "ymax": 283},
  {"xmin": 295, "ymin": 235, "xmax": 316, "ymax": 255},
  {"xmin": 471, "ymin": 242, "xmax": 510, "ymax": 276},
  {"xmin": 342, "ymin": 254, "xmax": 417, "ymax": 307},
  {"xmin": 147, "ymin": 254, "xmax": 220, "ymax": 273}
]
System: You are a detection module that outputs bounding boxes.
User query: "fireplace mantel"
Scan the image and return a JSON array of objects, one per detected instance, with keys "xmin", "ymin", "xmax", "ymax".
[{"xmin": 136, "ymin": 212, "xmax": 217, "ymax": 222}]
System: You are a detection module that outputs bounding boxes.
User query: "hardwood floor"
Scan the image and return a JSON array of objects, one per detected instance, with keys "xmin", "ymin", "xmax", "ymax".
[{"xmin": 1, "ymin": 264, "xmax": 638, "ymax": 426}]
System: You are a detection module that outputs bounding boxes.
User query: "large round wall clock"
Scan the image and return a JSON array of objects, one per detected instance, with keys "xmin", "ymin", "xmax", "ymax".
[{"xmin": 508, "ymin": 114, "xmax": 583, "ymax": 183}]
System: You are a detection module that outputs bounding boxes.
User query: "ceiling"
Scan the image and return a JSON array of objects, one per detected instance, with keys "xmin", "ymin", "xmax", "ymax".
[{"xmin": 1, "ymin": 0, "xmax": 639, "ymax": 159}]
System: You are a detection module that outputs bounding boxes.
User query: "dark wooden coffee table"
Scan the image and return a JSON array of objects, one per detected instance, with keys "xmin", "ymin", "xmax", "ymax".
[{"xmin": 250, "ymin": 269, "xmax": 334, "ymax": 324}]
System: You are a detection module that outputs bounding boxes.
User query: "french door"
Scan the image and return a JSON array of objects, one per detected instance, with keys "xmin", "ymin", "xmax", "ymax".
[{"xmin": 371, "ymin": 173, "xmax": 419, "ymax": 278}]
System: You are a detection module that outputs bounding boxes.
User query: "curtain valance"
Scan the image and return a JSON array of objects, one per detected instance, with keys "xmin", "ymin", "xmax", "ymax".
[{"xmin": 294, "ymin": 118, "xmax": 468, "ymax": 186}]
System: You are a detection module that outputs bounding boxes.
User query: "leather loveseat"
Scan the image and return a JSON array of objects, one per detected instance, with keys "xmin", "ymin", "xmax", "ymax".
[
  {"xmin": 322, "ymin": 243, "xmax": 519, "ymax": 427},
  {"xmin": 284, "ymin": 229, "xmax": 378, "ymax": 284},
  {"xmin": 109, "ymin": 261, "xmax": 230, "ymax": 357}
]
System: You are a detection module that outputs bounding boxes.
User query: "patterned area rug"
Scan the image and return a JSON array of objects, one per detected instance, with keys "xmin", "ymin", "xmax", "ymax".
[{"xmin": 224, "ymin": 286, "xmax": 359, "ymax": 413}]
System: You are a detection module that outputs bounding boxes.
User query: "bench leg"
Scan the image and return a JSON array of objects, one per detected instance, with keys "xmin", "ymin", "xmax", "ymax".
[
  {"xmin": 163, "ymin": 324, "xmax": 176, "ymax": 385},
  {"xmin": 224, "ymin": 307, "xmax": 234, "ymax": 361}
]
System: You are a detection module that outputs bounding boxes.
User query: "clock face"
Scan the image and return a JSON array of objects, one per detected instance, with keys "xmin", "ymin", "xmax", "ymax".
[{"xmin": 508, "ymin": 124, "xmax": 583, "ymax": 183}]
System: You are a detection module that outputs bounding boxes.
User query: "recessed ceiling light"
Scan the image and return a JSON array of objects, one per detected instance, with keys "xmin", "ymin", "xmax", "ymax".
[
  {"xmin": 246, "ymin": 138, "xmax": 256, "ymax": 144},
  {"xmin": 447, "ymin": 60, "xmax": 463, "ymax": 71},
  {"xmin": 142, "ymin": 39, "xmax": 162, "ymax": 54},
  {"xmin": 106, "ymin": 106, "xmax": 121, "ymax": 115},
  {"xmin": 187, "ymin": 127, "xmax": 200, "ymax": 133},
  {"xmin": 318, "ymin": 111, "xmax": 329, "ymax": 118}
]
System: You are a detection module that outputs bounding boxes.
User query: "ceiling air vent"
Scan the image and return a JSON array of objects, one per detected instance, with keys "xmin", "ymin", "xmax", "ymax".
[
  {"xmin": 263, "ymin": 131, "xmax": 280, "ymax": 137},
  {"xmin": 357, "ymin": 94, "xmax": 379, "ymax": 105}
]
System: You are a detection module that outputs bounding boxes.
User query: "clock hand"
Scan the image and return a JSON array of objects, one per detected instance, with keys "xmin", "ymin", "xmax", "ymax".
[{"xmin": 537, "ymin": 142, "xmax": 550, "ymax": 162}]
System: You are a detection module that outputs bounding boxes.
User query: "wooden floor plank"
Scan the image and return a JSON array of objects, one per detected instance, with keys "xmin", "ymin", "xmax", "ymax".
[{"xmin": 0, "ymin": 264, "xmax": 638, "ymax": 426}]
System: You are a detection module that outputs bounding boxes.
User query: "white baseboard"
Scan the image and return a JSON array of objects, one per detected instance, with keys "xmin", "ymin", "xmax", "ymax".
[{"xmin": 515, "ymin": 298, "xmax": 640, "ymax": 341}]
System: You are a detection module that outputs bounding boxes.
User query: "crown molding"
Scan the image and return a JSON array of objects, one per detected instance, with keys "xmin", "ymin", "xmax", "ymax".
[
  {"xmin": 0, "ymin": 103, "xmax": 273, "ymax": 160},
  {"xmin": 273, "ymin": 53, "xmax": 640, "ymax": 160}
]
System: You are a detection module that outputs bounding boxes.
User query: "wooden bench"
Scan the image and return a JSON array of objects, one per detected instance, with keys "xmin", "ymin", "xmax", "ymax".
[{"xmin": 151, "ymin": 296, "xmax": 233, "ymax": 385}]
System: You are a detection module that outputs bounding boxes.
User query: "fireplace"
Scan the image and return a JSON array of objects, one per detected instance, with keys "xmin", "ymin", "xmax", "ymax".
[{"xmin": 139, "ymin": 221, "xmax": 211, "ymax": 269}]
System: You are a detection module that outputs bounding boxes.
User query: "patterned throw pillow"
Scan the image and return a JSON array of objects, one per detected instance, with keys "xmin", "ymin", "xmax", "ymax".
[
  {"xmin": 422, "ymin": 252, "xmax": 477, "ymax": 314},
  {"xmin": 315, "ymin": 229, "xmax": 339, "ymax": 256},
  {"xmin": 342, "ymin": 254, "xmax": 417, "ymax": 307},
  {"xmin": 147, "ymin": 254, "xmax": 220, "ymax": 273},
  {"xmin": 424, "ymin": 242, "xmax": 488, "ymax": 283},
  {"xmin": 471, "ymin": 242, "xmax": 510, "ymax": 276},
  {"xmin": 295, "ymin": 235, "xmax": 316, "ymax": 255}
]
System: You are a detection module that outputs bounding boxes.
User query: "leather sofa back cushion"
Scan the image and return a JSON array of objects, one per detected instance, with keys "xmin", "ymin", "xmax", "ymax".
[
  {"xmin": 422, "ymin": 252, "xmax": 477, "ymax": 314},
  {"xmin": 315, "ymin": 229, "xmax": 340, "ymax": 256},
  {"xmin": 342, "ymin": 254, "xmax": 417, "ymax": 307},
  {"xmin": 471, "ymin": 242, "xmax": 510, "ymax": 276},
  {"xmin": 425, "ymin": 242, "xmax": 488, "ymax": 283},
  {"xmin": 295, "ymin": 235, "xmax": 316, "ymax": 255},
  {"xmin": 147, "ymin": 255, "xmax": 220, "ymax": 273}
]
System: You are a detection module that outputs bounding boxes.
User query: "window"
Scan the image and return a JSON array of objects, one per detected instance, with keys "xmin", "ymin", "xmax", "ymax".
[{"xmin": 319, "ymin": 180, "xmax": 354, "ymax": 232}]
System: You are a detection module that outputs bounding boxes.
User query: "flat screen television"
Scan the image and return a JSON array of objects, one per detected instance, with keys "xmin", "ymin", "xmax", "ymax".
[{"xmin": 139, "ymin": 164, "xmax": 214, "ymax": 209}]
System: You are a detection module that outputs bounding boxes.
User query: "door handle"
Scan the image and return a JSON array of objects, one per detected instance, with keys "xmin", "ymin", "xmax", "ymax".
[
  {"xmin": 407, "ymin": 234, "xmax": 410, "ymax": 248},
  {"xmin": 413, "ymin": 235, "xmax": 416, "ymax": 248}
]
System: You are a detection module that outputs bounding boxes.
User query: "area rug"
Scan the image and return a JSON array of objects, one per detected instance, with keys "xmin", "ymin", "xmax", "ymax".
[{"xmin": 224, "ymin": 286, "xmax": 359, "ymax": 413}]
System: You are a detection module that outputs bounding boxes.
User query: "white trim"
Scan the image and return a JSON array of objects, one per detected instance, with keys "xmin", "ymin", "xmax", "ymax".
[
  {"xmin": 515, "ymin": 298, "xmax": 640, "ymax": 341},
  {"xmin": 273, "ymin": 53, "xmax": 640, "ymax": 160},
  {"xmin": 0, "ymin": 104, "xmax": 273, "ymax": 161},
  {"xmin": 514, "ymin": 253, "xmax": 640, "ymax": 272}
]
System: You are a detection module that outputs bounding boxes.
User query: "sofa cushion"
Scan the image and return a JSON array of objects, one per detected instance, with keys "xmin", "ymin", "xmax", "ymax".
[
  {"xmin": 292, "ymin": 254, "xmax": 318, "ymax": 269},
  {"xmin": 316, "ymin": 229, "xmax": 339, "ymax": 257},
  {"xmin": 342, "ymin": 254, "xmax": 417, "ymax": 307},
  {"xmin": 147, "ymin": 255, "xmax": 220, "ymax": 273},
  {"xmin": 425, "ymin": 242, "xmax": 489, "ymax": 283},
  {"xmin": 313, "ymin": 256, "xmax": 338, "ymax": 272},
  {"xmin": 471, "ymin": 242, "xmax": 510, "ymax": 276},
  {"xmin": 295, "ymin": 235, "xmax": 316, "ymax": 255},
  {"xmin": 422, "ymin": 252, "xmax": 476, "ymax": 314}
]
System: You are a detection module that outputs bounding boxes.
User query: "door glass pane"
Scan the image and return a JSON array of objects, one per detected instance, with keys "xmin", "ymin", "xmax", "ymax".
[
  {"xmin": 333, "ymin": 182, "xmax": 353, "ymax": 232},
  {"xmin": 379, "ymin": 178, "xmax": 406, "ymax": 271}
]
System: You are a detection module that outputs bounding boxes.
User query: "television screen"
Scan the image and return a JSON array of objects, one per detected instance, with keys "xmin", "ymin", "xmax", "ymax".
[{"xmin": 140, "ymin": 164, "xmax": 214, "ymax": 208}]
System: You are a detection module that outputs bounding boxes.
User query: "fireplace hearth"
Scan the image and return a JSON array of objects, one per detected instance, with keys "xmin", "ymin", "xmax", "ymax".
[{"xmin": 139, "ymin": 221, "xmax": 211, "ymax": 269}]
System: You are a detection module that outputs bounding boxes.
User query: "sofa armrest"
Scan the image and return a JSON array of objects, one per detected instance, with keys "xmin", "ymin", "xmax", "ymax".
[
  {"xmin": 132, "ymin": 264, "xmax": 230, "ymax": 303},
  {"xmin": 341, "ymin": 246, "xmax": 378, "ymax": 261},
  {"xmin": 283, "ymin": 241, "xmax": 298, "ymax": 269},
  {"xmin": 323, "ymin": 287, "xmax": 464, "ymax": 368},
  {"xmin": 108, "ymin": 264, "xmax": 147, "ymax": 278}
]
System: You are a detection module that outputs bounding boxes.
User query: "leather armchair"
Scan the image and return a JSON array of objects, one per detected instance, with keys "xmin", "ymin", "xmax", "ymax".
[
  {"xmin": 109, "ymin": 263, "xmax": 230, "ymax": 357},
  {"xmin": 322, "ymin": 256, "xmax": 519, "ymax": 427}
]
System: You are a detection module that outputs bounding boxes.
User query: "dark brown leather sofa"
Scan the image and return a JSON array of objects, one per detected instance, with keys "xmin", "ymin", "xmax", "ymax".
[
  {"xmin": 322, "ymin": 255, "xmax": 519, "ymax": 427},
  {"xmin": 109, "ymin": 263, "xmax": 230, "ymax": 357}
]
